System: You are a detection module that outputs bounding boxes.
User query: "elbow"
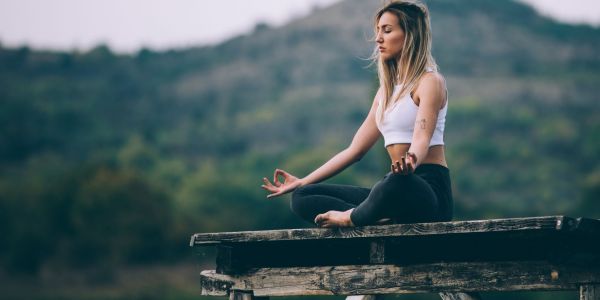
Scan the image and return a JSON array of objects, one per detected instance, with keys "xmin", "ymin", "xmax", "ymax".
[
  {"xmin": 347, "ymin": 147, "xmax": 366, "ymax": 163},
  {"xmin": 354, "ymin": 153, "xmax": 365, "ymax": 162}
]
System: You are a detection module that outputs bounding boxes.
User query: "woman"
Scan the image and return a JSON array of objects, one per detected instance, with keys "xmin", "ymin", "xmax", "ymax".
[{"xmin": 261, "ymin": 0, "xmax": 452, "ymax": 228}]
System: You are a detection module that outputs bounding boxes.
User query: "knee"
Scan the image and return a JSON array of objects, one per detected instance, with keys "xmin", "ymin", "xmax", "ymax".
[
  {"xmin": 290, "ymin": 184, "xmax": 315, "ymax": 214},
  {"xmin": 386, "ymin": 172, "xmax": 416, "ymax": 182},
  {"xmin": 378, "ymin": 173, "xmax": 413, "ymax": 194}
]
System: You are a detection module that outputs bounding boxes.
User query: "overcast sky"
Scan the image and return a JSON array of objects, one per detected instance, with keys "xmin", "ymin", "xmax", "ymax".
[{"xmin": 0, "ymin": 0, "xmax": 598, "ymax": 54}]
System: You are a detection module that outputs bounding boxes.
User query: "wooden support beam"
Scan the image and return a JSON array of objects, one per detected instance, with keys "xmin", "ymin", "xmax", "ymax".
[
  {"xmin": 200, "ymin": 261, "xmax": 600, "ymax": 297},
  {"xmin": 580, "ymin": 285, "xmax": 600, "ymax": 300},
  {"xmin": 369, "ymin": 240, "xmax": 385, "ymax": 264},
  {"xmin": 345, "ymin": 295, "xmax": 378, "ymax": 300},
  {"xmin": 439, "ymin": 292, "xmax": 482, "ymax": 300},
  {"xmin": 229, "ymin": 290, "xmax": 253, "ymax": 300},
  {"xmin": 229, "ymin": 290, "xmax": 270, "ymax": 300}
]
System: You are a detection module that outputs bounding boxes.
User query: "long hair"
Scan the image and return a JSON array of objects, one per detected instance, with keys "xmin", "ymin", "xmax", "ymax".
[{"xmin": 373, "ymin": 0, "xmax": 438, "ymax": 122}]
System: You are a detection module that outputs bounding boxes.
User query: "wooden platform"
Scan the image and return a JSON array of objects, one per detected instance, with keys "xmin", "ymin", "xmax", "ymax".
[{"xmin": 191, "ymin": 216, "xmax": 600, "ymax": 299}]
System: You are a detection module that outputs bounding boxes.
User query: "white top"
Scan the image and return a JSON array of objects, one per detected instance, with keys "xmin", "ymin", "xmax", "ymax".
[{"xmin": 376, "ymin": 83, "xmax": 447, "ymax": 147}]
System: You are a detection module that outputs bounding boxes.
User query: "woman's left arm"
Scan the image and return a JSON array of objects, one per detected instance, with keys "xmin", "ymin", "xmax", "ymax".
[{"xmin": 407, "ymin": 73, "xmax": 446, "ymax": 168}]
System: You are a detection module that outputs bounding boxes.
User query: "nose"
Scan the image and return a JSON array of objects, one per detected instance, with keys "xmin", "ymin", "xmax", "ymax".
[{"xmin": 376, "ymin": 32, "xmax": 383, "ymax": 44}]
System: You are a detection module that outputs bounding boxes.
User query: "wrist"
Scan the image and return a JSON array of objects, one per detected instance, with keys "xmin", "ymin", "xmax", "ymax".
[
  {"xmin": 298, "ymin": 178, "xmax": 308, "ymax": 187},
  {"xmin": 407, "ymin": 150, "xmax": 420, "ymax": 165}
]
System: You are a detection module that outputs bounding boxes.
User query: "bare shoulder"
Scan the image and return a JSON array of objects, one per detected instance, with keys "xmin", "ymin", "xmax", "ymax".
[
  {"xmin": 417, "ymin": 71, "xmax": 446, "ymax": 93},
  {"xmin": 415, "ymin": 71, "xmax": 446, "ymax": 106}
]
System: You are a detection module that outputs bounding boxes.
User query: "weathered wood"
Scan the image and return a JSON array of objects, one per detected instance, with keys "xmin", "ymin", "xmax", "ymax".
[
  {"xmin": 211, "ymin": 239, "xmax": 372, "ymax": 273},
  {"xmin": 191, "ymin": 216, "xmax": 589, "ymax": 246},
  {"xmin": 229, "ymin": 290, "xmax": 253, "ymax": 300},
  {"xmin": 345, "ymin": 295, "xmax": 378, "ymax": 300},
  {"xmin": 208, "ymin": 229, "xmax": 600, "ymax": 272},
  {"xmin": 228, "ymin": 290, "xmax": 269, "ymax": 300},
  {"xmin": 194, "ymin": 216, "xmax": 600, "ymax": 299},
  {"xmin": 580, "ymin": 285, "xmax": 600, "ymax": 300},
  {"xmin": 369, "ymin": 240, "xmax": 385, "ymax": 264},
  {"xmin": 344, "ymin": 292, "xmax": 480, "ymax": 300},
  {"xmin": 439, "ymin": 292, "xmax": 482, "ymax": 300},
  {"xmin": 199, "ymin": 261, "xmax": 600, "ymax": 296}
]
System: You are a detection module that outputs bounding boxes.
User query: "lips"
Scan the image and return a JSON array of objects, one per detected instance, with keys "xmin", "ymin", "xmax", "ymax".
[{"xmin": 379, "ymin": 47, "xmax": 385, "ymax": 51}]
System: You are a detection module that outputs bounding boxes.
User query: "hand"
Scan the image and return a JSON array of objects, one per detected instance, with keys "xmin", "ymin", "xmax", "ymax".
[
  {"xmin": 391, "ymin": 152, "xmax": 418, "ymax": 175},
  {"xmin": 261, "ymin": 169, "xmax": 302, "ymax": 198}
]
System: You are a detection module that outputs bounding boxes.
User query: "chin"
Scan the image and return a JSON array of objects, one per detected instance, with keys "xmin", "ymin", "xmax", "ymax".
[
  {"xmin": 383, "ymin": 56, "xmax": 396, "ymax": 62},
  {"xmin": 381, "ymin": 53, "xmax": 399, "ymax": 62}
]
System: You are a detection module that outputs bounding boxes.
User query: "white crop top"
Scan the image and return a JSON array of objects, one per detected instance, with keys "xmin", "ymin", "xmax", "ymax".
[{"xmin": 376, "ymin": 84, "xmax": 447, "ymax": 147}]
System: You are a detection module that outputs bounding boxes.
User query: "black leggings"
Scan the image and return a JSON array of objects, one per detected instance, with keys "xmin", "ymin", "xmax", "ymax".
[{"xmin": 290, "ymin": 164, "xmax": 453, "ymax": 226}]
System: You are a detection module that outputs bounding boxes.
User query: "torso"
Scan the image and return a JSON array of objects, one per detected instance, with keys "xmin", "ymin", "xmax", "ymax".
[
  {"xmin": 386, "ymin": 144, "xmax": 447, "ymax": 168},
  {"xmin": 381, "ymin": 74, "xmax": 449, "ymax": 168}
]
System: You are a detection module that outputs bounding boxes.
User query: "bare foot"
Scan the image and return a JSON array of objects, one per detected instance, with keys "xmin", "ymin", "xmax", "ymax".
[{"xmin": 314, "ymin": 209, "xmax": 354, "ymax": 228}]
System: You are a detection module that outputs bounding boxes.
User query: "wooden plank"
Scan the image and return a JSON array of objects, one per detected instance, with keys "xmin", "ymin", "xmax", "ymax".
[
  {"xmin": 580, "ymin": 285, "xmax": 600, "ymax": 300},
  {"xmin": 209, "ymin": 230, "xmax": 600, "ymax": 273},
  {"xmin": 199, "ymin": 261, "xmax": 600, "ymax": 296},
  {"xmin": 191, "ymin": 216, "xmax": 592, "ymax": 246},
  {"xmin": 438, "ymin": 292, "xmax": 482, "ymax": 300},
  {"xmin": 213, "ymin": 239, "xmax": 372, "ymax": 274}
]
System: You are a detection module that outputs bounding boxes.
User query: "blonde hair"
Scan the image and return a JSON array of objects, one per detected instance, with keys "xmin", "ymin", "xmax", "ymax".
[{"xmin": 372, "ymin": 0, "xmax": 438, "ymax": 122}]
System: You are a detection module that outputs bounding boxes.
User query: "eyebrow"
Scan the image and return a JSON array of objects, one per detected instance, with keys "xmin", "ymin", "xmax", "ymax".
[{"xmin": 377, "ymin": 24, "xmax": 393, "ymax": 29}]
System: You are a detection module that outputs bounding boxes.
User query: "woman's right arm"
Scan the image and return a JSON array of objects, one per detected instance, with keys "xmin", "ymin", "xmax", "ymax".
[
  {"xmin": 262, "ymin": 90, "xmax": 382, "ymax": 198},
  {"xmin": 299, "ymin": 92, "xmax": 381, "ymax": 185}
]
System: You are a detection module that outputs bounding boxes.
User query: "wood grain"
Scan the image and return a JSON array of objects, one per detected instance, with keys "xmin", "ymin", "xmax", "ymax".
[
  {"xmin": 191, "ymin": 216, "xmax": 584, "ymax": 246},
  {"xmin": 199, "ymin": 261, "xmax": 600, "ymax": 296}
]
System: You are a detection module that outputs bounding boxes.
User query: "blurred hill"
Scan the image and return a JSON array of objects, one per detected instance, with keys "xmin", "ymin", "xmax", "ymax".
[{"xmin": 0, "ymin": 0, "xmax": 599, "ymax": 284}]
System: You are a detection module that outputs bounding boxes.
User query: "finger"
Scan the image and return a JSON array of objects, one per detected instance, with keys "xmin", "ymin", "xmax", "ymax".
[
  {"xmin": 399, "ymin": 157, "xmax": 405, "ymax": 174},
  {"xmin": 273, "ymin": 170, "xmax": 282, "ymax": 187},
  {"xmin": 263, "ymin": 177, "xmax": 275, "ymax": 188},
  {"xmin": 391, "ymin": 163, "xmax": 396, "ymax": 173},
  {"xmin": 260, "ymin": 184, "xmax": 272, "ymax": 191},
  {"xmin": 275, "ymin": 169, "xmax": 291, "ymax": 179},
  {"xmin": 395, "ymin": 160, "xmax": 401, "ymax": 174},
  {"xmin": 267, "ymin": 191, "xmax": 284, "ymax": 199}
]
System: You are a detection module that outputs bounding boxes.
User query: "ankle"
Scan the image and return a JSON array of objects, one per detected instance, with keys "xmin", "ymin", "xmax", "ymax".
[{"xmin": 345, "ymin": 209, "xmax": 355, "ymax": 227}]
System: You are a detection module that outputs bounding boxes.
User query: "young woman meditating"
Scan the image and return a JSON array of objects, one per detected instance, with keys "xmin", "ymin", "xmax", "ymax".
[{"xmin": 261, "ymin": 0, "xmax": 452, "ymax": 228}]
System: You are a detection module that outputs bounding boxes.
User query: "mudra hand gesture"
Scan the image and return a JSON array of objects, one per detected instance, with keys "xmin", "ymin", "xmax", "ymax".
[
  {"xmin": 391, "ymin": 152, "xmax": 418, "ymax": 174},
  {"xmin": 261, "ymin": 169, "xmax": 302, "ymax": 198}
]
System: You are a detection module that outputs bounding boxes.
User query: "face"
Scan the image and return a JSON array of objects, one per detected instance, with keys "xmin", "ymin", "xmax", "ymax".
[{"xmin": 376, "ymin": 12, "xmax": 405, "ymax": 61}]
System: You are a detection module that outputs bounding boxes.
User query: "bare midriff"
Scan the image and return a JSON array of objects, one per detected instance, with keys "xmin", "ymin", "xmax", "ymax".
[{"xmin": 386, "ymin": 144, "xmax": 447, "ymax": 168}]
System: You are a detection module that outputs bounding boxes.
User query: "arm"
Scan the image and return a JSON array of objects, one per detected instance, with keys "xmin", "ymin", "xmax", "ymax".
[
  {"xmin": 262, "ymin": 90, "xmax": 382, "ymax": 198},
  {"xmin": 407, "ymin": 73, "xmax": 447, "ymax": 168},
  {"xmin": 300, "ymin": 92, "xmax": 382, "ymax": 186}
]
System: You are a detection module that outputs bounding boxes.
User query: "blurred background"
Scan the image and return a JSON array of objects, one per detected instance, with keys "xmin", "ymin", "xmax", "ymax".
[{"xmin": 0, "ymin": 0, "xmax": 598, "ymax": 299}]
